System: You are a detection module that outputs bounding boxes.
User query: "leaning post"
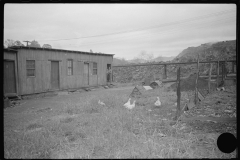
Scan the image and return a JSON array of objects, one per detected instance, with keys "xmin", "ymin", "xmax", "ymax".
[
  {"xmin": 224, "ymin": 60, "xmax": 227, "ymax": 80},
  {"xmin": 164, "ymin": 64, "xmax": 167, "ymax": 79},
  {"xmin": 112, "ymin": 69, "xmax": 113, "ymax": 82},
  {"xmin": 174, "ymin": 67, "xmax": 181, "ymax": 121},
  {"xmin": 208, "ymin": 63, "xmax": 213, "ymax": 93},
  {"xmin": 194, "ymin": 53, "xmax": 200, "ymax": 105},
  {"xmin": 217, "ymin": 60, "xmax": 219, "ymax": 87},
  {"xmin": 221, "ymin": 61, "xmax": 224, "ymax": 83}
]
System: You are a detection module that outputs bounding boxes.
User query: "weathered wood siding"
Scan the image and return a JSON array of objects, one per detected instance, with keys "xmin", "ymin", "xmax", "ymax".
[
  {"xmin": 4, "ymin": 50, "xmax": 18, "ymax": 95},
  {"xmin": 17, "ymin": 49, "xmax": 113, "ymax": 95},
  {"xmin": 4, "ymin": 51, "xmax": 17, "ymax": 61}
]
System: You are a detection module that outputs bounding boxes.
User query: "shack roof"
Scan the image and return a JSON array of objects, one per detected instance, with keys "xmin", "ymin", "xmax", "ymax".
[
  {"xmin": 9, "ymin": 46, "xmax": 114, "ymax": 57},
  {"xmin": 4, "ymin": 48, "xmax": 18, "ymax": 52}
]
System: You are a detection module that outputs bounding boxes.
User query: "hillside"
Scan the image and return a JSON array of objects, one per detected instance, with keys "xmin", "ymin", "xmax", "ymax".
[
  {"xmin": 153, "ymin": 56, "xmax": 175, "ymax": 62},
  {"xmin": 174, "ymin": 40, "xmax": 236, "ymax": 62},
  {"xmin": 113, "ymin": 40, "xmax": 236, "ymax": 83},
  {"xmin": 113, "ymin": 56, "xmax": 175, "ymax": 66}
]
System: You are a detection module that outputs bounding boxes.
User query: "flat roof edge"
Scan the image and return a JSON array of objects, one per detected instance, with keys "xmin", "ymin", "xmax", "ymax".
[
  {"xmin": 4, "ymin": 48, "xmax": 18, "ymax": 52},
  {"xmin": 9, "ymin": 46, "xmax": 114, "ymax": 56}
]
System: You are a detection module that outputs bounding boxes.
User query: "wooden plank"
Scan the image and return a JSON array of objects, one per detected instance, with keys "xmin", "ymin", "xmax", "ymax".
[
  {"xmin": 208, "ymin": 63, "xmax": 213, "ymax": 93},
  {"xmin": 222, "ymin": 61, "xmax": 224, "ymax": 82},
  {"xmin": 195, "ymin": 53, "xmax": 200, "ymax": 105},
  {"xmin": 198, "ymin": 90, "xmax": 205, "ymax": 101},
  {"xmin": 174, "ymin": 67, "xmax": 181, "ymax": 121},
  {"xmin": 113, "ymin": 60, "xmax": 236, "ymax": 68},
  {"xmin": 217, "ymin": 61, "xmax": 219, "ymax": 86},
  {"xmin": 51, "ymin": 61, "xmax": 60, "ymax": 89},
  {"xmin": 225, "ymin": 77, "xmax": 237, "ymax": 80},
  {"xmin": 164, "ymin": 64, "xmax": 167, "ymax": 79},
  {"xmin": 4, "ymin": 61, "xmax": 17, "ymax": 94},
  {"xmin": 224, "ymin": 60, "xmax": 227, "ymax": 80},
  {"xmin": 162, "ymin": 79, "xmax": 177, "ymax": 83}
]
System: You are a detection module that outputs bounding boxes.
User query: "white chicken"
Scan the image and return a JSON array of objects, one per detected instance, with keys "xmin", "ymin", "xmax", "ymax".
[
  {"xmin": 123, "ymin": 98, "xmax": 131, "ymax": 107},
  {"xmin": 125, "ymin": 100, "xmax": 136, "ymax": 110},
  {"xmin": 98, "ymin": 100, "xmax": 105, "ymax": 106},
  {"xmin": 154, "ymin": 97, "xmax": 161, "ymax": 106}
]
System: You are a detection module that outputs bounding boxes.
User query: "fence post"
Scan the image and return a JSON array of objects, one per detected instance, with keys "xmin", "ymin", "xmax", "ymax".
[
  {"xmin": 208, "ymin": 63, "xmax": 213, "ymax": 93},
  {"xmin": 112, "ymin": 69, "xmax": 113, "ymax": 82},
  {"xmin": 232, "ymin": 61, "xmax": 234, "ymax": 73},
  {"xmin": 224, "ymin": 60, "xmax": 227, "ymax": 79},
  {"xmin": 195, "ymin": 54, "xmax": 200, "ymax": 105},
  {"xmin": 217, "ymin": 61, "xmax": 219, "ymax": 87},
  {"xmin": 164, "ymin": 64, "xmax": 167, "ymax": 79},
  {"xmin": 221, "ymin": 61, "xmax": 226, "ymax": 84},
  {"xmin": 174, "ymin": 67, "xmax": 181, "ymax": 121}
]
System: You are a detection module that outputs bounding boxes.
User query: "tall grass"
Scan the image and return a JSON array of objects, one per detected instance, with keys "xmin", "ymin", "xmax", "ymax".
[{"xmin": 4, "ymin": 87, "xmax": 236, "ymax": 159}]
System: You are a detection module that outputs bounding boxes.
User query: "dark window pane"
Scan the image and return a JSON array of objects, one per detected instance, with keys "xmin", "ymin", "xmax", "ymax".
[
  {"xmin": 93, "ymin": 69, "xmax": 97, "ymax": 75},
  {"xmin": 27, "ymin": 69, "xmax": 35, "ymax": 76},
  {"xmin": 93, "ymin": 62, "xmax": 97, "ymax": 69},
  {"xmin": 26, "ymin": 60, "xmax": 35, "ymax": 69},
  {"xmin": 68, "ymin": 68, "xmax": 72, "ymax": 75}
]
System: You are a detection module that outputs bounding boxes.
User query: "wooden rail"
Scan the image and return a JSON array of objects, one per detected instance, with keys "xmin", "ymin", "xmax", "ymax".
[
  {"xmin": 112, "ymin": 59, "xmax": 236, "ymax": 121},
  {"xmin": 174, "ymin": 67, "xmax": 181, "ymax": 120},
  {"xmin": 112, "ymin": 60, "xmax": 236, "ymax": 68},
  {"xmin": 112, "ymin": 59, "xmax": 236, "ymax": 82}
]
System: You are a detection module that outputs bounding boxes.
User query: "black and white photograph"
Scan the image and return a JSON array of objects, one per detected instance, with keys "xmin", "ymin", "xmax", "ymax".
[{"xmin": 4, "ymin": 3, "xmax": 237, "ymax": 159}]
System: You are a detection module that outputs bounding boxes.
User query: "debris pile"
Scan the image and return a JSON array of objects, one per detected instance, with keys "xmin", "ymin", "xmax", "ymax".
[
  {"xmin": 4, "ymin": 95, "xmax": 23, "ymax": 109},
  {"xmin": 150, "ymin": 80, "xmax": 163, "ymax": 89}
]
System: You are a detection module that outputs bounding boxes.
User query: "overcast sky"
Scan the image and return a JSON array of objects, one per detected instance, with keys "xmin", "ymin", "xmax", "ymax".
[{"xmin": 4, "ymin": 4, "xmax": 236, "ymax": 60}]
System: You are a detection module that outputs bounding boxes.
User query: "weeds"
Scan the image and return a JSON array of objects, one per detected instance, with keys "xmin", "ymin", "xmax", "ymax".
[{"xmin": 4, "ymin": 85, "xmax": 236, "ymax": 159}]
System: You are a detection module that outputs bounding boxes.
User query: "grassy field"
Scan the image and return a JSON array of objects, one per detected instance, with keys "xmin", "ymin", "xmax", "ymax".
[{"xmin": 4, "ymin": 83, "xmax": 236, "ymax": 159}]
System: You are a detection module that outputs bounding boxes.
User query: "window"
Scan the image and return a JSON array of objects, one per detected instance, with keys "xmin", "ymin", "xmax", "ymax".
[
  {"xmin": 26, "ymin": 60, "xmax": 35, "ymax": 77},
  {"xmin": 67, "ymin": 59, "xmax": 73, "ymax": 75},
  {"xmin": 93, "ymin": 62, "xmax": 97, "ymax": 75}
]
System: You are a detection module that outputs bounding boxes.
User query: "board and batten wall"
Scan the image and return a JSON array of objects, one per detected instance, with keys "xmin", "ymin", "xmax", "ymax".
[
  {"xmin": 4, "ymin": 50, "xmax": 18, "ymax": 95},
  {"xmin": 17, "ymin": 48, "xmax": 113, "ymax": 95}
]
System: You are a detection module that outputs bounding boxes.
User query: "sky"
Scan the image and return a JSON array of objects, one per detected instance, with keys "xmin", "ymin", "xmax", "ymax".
[{"xmin": 4, "ymin": 4, "xmax": 236, "ymax": 60}]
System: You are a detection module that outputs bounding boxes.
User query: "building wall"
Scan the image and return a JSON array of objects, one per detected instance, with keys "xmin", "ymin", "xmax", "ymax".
[
  {"xmin": 4, "ymin": 51, "xmax": 17, "ymax": 61},
  {"xmin": 17, "ymin": 49, "xmax": 113, "ymax": 95},
  {"xmin": 4, "ymin": 50, "xmax": 18, "ymax": 95}
]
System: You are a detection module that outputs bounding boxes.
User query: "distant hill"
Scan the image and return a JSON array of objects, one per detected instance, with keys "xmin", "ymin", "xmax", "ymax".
[
  {"xmin": 173, "ymin": 40, "xmax": 236, "ymax": 62},
  {"xmin": 114, "ymin": 56, "xmax": 175, "ymax": 66},
  {"xmin": 128, "ymin": 58, "xmax": 146, "ymax": 64},
  {"xmin": 152, "ymin": 56, "xmax": 175, "ymax": 62}
]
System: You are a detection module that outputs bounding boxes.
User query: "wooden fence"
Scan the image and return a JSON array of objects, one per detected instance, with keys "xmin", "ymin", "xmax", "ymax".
[{"xmin": 112, "ymin": 59, "xmax": 236, "ymax": 120}]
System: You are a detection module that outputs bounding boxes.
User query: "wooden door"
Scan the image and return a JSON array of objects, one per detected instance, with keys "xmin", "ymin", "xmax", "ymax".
[
  {"xmin": 51, "ymin": 61, "xmax": 59, "ymax": 89},
  {"xmin": 84, "ymin": 63, "xmax": 89, "ymax": 85},
  {"xmin": 107, "ymin": 64, "xmax": 111, "ymax": 82},
  {"xmin": 4, "ymin": 61, "xmax": 16, "ymax": 94}
]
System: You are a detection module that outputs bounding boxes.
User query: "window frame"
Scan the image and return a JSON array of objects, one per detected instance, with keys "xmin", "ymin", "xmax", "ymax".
[
  {"xmin": 26, "ymin": 60, "xmax": 35, "ymax": 77},
  {"xmin": 93, "ymin": 62, "xmax": 97, "ymax": 75},
  {"xmin": 67, "ymin": 59, "xmax": 73, "ymax": 76}
]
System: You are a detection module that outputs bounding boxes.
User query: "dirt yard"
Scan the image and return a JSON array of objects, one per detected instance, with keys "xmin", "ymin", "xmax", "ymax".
[{"xmin": 4, "ymin": 83, "xmax": 236, "ymax": 159}]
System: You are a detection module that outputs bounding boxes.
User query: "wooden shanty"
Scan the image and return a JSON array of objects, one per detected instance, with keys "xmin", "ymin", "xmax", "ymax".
[{"xmin": 4, "ymin": 46, "xmax": 114, "ymax": 96}]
